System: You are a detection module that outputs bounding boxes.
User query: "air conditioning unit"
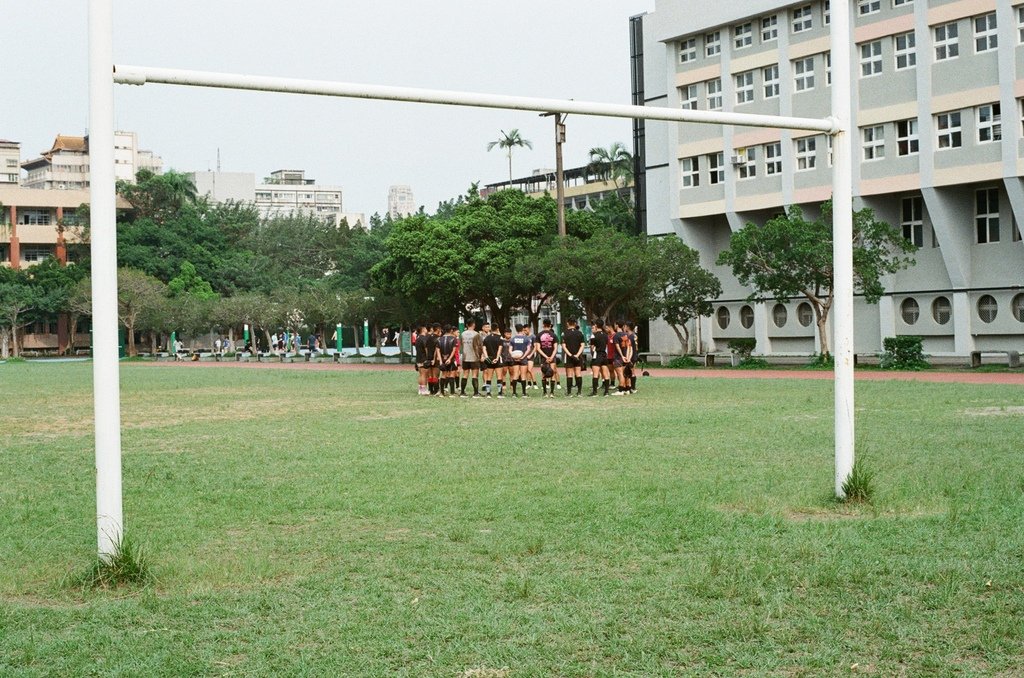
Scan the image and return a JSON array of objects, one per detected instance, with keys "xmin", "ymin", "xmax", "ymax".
[{"xmin": 730, "ymin": 155, "xmax": 745, "ymax": 165}]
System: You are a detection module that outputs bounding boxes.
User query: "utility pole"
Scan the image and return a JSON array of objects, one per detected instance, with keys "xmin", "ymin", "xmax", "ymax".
[{"xmin": 542, "ymin": 112, "xmax": 567, "ymax": 238}]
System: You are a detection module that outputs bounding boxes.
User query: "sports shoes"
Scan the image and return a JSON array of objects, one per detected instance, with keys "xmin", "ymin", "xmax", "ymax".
[
  {"xmin": 497, "ymin": 394, "xmax": 505, "ymax": 399},
  {"xmin": 460, "ymin": 393, "xmax": 468, "ymax": 398}
]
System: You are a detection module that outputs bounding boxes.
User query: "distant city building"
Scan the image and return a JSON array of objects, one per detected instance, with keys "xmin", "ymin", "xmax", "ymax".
[
  {"xmin": 387, "ymin": 184, "xmax": 416, "ymax": 219},
  {"xmin": 254, "ymin": 169, "xmax": 345, "ymax": 223},
  {"xmin": 20, "ymin": 131, "xmax": 163, "ymax": 190},
  {"xmin": 189, "ymin": 171, "xmax": 256, "ymax": 204},
  {"xmin": 0, "ymin": 140, "xmax": 20, "ymax": 184},
  {"xmin": 339, "ymin": 212, "xmax": 366, "ymax": 228},
  {"xmin": 483, "ymin": 166, "xmax": 632, "ymax": 211}
]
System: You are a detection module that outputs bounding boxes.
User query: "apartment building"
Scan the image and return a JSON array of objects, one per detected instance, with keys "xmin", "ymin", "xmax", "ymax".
[
  {"xmin": 254, "ymin": 169, "xmax": 345, "ymax": 224},
  {"xmin": 0, "ymin": 140, "xmax": 20, "ymax": 184},
  {"xmin": 387, "ymin": 185, "xmax": 416, "ymax": 219},
  {"xmin": 633, "ymin": 0, "xmax": 1024, "ymax": 357},
  {"xmin": 20, "ymin": 131, "xmax": 163, "ymax": 190}
]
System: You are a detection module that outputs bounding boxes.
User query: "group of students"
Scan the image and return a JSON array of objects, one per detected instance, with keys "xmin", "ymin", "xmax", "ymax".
[{"xmin": 413, "ymin": 318, "xmax": 639, "ymax": 398}]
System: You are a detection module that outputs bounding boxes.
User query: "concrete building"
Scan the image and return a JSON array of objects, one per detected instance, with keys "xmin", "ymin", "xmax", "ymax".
[
  {"xmin": 254, "ymin": 169, "xmax": 345, "ymax": 224},
  {"xmin": 632, "ymin": 0, "xmax": 1024, "ymax": 357},
  {"xmin": 1, "ymin": 140, "xmax": 20, "ymax": 184},
  {"xmin": 190, "ymin": 170, "xmax": 256, "ymax": 204},
  {"xmin": 387, "ymin": 184, "xmax": 416, "ymax": 219},
  {"xmin": 483, "ymin": 165, "xmax": 632, "ymax": 211},
  {"xmin": 20, "ymin": 131, "xmax": 163, "ymax": 190}
]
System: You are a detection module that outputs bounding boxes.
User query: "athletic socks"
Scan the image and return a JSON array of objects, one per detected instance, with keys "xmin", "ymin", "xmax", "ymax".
[
  {"xmin": 591, "ymin": 377, "xmax": 599, "ymax": 395},
  {"xmin": 542, "ymin": 379, "xmax": 548, "ymax": 395},
  {"xmin": 449, "ymin": 379, "xmax": 456, "ymax": 395},
  {"xmin": 576, "ymin": 377, "xmax": 583, "ymax": 394},
  {"xmin": 602, "ymin": 379, "xmax": 610, "ymax": 395},
  {"xmin": 472, "ymin": 377, "xmax": 479, "ymax": 395},
  {"xmin": 460, "ymin": 377, "xmax": 467, "ymax": 395}
]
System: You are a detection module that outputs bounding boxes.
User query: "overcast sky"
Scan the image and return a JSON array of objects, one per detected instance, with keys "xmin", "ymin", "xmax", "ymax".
[{"xmin": 3, "ymin": 1, "xmax": 655, "ymax": 217}]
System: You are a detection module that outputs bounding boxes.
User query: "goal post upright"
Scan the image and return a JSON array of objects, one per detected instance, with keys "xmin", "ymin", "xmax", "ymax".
[
  {"xmin": 88, "ymin": 0, "xmax": 124, "ymax": 559},
  {"xmin": 830, "ymin": 0, "xmax": 855, "ymax": 498}
]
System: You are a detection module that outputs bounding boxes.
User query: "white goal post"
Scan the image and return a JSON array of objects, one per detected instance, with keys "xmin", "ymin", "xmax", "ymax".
[{"xmin": 87, "ymin": 0, "xmax": 854, "ymax": 559}]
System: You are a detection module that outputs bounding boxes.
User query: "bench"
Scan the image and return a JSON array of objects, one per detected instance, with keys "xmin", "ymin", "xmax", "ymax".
[
  {"xmin": 970, "ymin": 350, "xmax": 1020, "ymax": 368},
  {"xmin": 637, "ymin": 351, "xmax": 669, "ymax": 366},
  {"xmin": 704, "ymin": 352, "xmax": 741, "ymax": 367}
]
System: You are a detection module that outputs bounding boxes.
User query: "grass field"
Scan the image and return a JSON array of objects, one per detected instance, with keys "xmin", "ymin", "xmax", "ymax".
[{"xmin": 2, "ymin": 362, "xmax": 1023, "ymax": 676}]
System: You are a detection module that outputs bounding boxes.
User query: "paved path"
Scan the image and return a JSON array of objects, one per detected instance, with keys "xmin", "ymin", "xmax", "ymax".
[{"xmin": 141, "ymin": 360, "xmax": 1024, "ymax": 385}]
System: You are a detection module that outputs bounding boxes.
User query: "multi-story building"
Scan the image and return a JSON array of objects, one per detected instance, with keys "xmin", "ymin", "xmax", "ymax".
[
  {"xmin": 190, "ymin": 171, "xmax": 257, "ymax": 204},
  {"xmin": 483, "ymin": 165, "xmax": 633, "ymax": 211},
  {"xmin": 254, "ymin": 169, "xmax": 345, "ymax": 224},
  {"xmin": 387, "ymin": 184, "xmax": 416, "ymax": 219},
  {"xmin": 632, "ymin": 0, "xmax": 1024, "ymax": 357},
  {"xmin": 20, "ymin": 131, "xmax": 163, "ymax": 190},
  {"xmin": 0, "ymin": 140, "xmax": 20, "ymax": 184}
]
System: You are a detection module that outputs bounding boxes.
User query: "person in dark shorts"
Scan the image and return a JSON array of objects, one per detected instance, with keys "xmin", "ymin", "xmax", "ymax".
[
  {"xmin": 414, "ymin": 324, "xmax": 432, "ymax": 395},
  {"xmin": 460, "ymin": 320, "xmax": 483, "ymax": 397},
  {"xmin": 498, "ymin": 327, "xmax": 515, "ymax": 398},
  {"xmin": 436, "ymin": 325, "xmax": 460, "ymax": 397},
  {"xmin": 625, "ymin": 321, "xmax": 639, "ymax": 394},
  {"xmin": 509, "ymin": 324, "xmax": 533, "ymax": 397},
  {"xmin": 536, "ymin": 319, "xmax": 560, "ymax": 398},
  {"xmin": 561, "ymin": 318, "xmax": 586, "ymax": 396},
  {"xmin": 589, "ymin": 320, "xmax": 610, "ymax": 396},
  {"xmin": 481, "ymin": 323, "xmax": 503, "ymax": 397}
]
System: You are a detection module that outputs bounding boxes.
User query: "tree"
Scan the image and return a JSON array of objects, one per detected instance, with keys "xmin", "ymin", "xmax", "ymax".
[
  {"xmin": 115, "ymin": 269, "xmax": 167, "ymax": 356},
  {"xmin": 648, "ymin": 238, "xmax": 721, "ymax": 353},
  {"xmin": 587, "ymin": 142, "xmax": 633, "ymax": 188},
  {"xmin": 717, "ymin": 202, "xmax": 915, "ymax": 356},
  {"xmin": 117, "ymin": 169, "xmax": 197, "ymax": 224},
  {"xmin": 487, "ymin": 129, "xmax": 533, "ymax": 185},
  {"xmin": 0, "ymin": 270, "xmax": 39, "ymax": 358},
  {"xmin": 168, "ymin": 261, "xmax": 217, "ymax": 300}
]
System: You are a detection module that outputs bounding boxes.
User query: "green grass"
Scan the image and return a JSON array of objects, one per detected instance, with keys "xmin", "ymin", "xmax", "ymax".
[{"xmin": 2, "ymin": 363, "xmax": 1024, "ymax": 676}]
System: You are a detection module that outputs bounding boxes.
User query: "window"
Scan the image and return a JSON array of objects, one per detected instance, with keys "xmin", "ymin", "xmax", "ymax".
[
  {"xmin": 796, "ymin": 137, "xmax": 816, "ymax": 170},
  {"xmin": 717, "ymin": 306, "xmax": 731, "ymax": 329},
  {"xmin": 706, "ymin": 78, "xmax": 722, "ymax": 110},
  {"xmin": 824, "ymin": 0, "xmax": 831, "ymax": 25},
  {"xmin": 932, "ymin": 297, "xmax": 951, "ymax": 325},
  {"xmin": 706, "ymin": 31, "xmax": 721, "ymax": 57},
  {"xmin": 773, "ymin": 304, "xmax": 788, "ymax": 327},
  {"xmin": 901, "ymin": 197, "xmax": 924, "ymax": 247},
  {"xmin": 740, "ymin": 305, "xmax": 754, "ymax": 329},
  {"xmin": 680, "ymin": 84, "xmax": 698, "ymax": 110},
  {"xmin": 763, "ymin": 64, "xmax": 780, "ymax": 98},
  {"xmin": 976, "ymin": 188, "xmax": 1000, "ymax": 243},
  {"xmin": 734, "ymin": 23, "xmax": 753, "ymax": 49},
  {"xmin": 794, "ymin": 57, "xmax": 815, "ymax": 91},
  {"xmin": 977, "ymin": 103, "xmax": 1001, "ymax": 143},
  {"xmin": 1019, "ymin": 7, "xmax": 1024, "ymax": 44},
  {"xmin": 863, "ymin": 125, "xmax": 885, "ymax": 160},
  {"xmin": 737, "ymin": 148, "xmax": 757, "ymax": 179},
  {"xmin": 22, "ymin": 246, "xmax": 53, "ymax": 263},
  {"xmin": 792, "ymin": 5, "xmax": 812, "ymax": 33},
  {"xmin": 762, "ymin": 15, "xmax": 778, "ymax": 42},
  {"xmin": 897, "ymin": 119, "xmax": 919, "ymax": 156},
  {"xmin": 893, "ymin": 0, "xmax": 913, "ymax": 6},
  {"xmin": 735, "ymin": 71, "xmax": 754, "ymax": 104},
  {"xmin": 826, "ymin": 52, "xmax": 832, "ymax": 85},
  {"xmin": 936, "ymin": 111, "xmax": 961, "ymax": 149},
  {"xmin": 1012, "ymin": 294, "xmax": 1024, "ymax": 323},
  {"xmin": 977, "ymin": 295, "xmax": 998, "ymax": 323},
  {"xmin": 934, "ymin": 22, "xmax": 959, "ymax": 61},
  {"xmin": 798, "ymin": 303, "xmax": 814, "ymax": 327},
  {"xmin": 974, "ymin": 13, "xmax": 997, "ymax": 53},
  {"xmin": 681, "ymin": 156, "xmax": 700, "ymax": 187},
  {"xmin": 680, "ymin": 38, "xmax": 697, "ymax": 63},
  {"xmin": 765, "ymin": 142, "xmax": 782, "ymax": 175},
  {"xmin": 894, "ymin": 32, "xmax": 916, "ymax": 69},
  {"xmin": 860, "ymin": 41, "xmax": 883, "ymax": 77},
  {"xmin": 859, "ymin": 0, "xmax": 880, "ymax": 15},
  {"xmin": 826, "ymin": 135, "xmax": 834, "ymax": 166},
  {"xmin": 709, "ymin": 152, "xmax": 725, "ymax": 184},
  {"xmin": 900, "ymin": 298, "xmax": 920, "ymax": 325}
]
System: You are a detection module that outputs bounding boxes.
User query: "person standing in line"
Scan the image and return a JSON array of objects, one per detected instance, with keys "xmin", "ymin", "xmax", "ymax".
[
  {"xmin": 460, "ymin": 319, "xmax": 483, "ymax": 398},
  {"xmin": 589, "ymin": 320, "xmax": 611, "ymax": 396},
  {"xmin": 561, "ymin": 319, "xmax": 586, "ymax": 397},
  {"xmin": 535, "ymin": 319, "xmax": 560, "ymax": 398},
  {"xmin": 480, "ymin": 323, "xmax": 502, "ymax": 397},
  {"xmin": 414, "ymin": 324, "xmax": 431, "ymax": 395}
]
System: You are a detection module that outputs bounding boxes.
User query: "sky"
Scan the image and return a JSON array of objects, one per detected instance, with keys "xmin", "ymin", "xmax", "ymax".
[{"xmin": 3, "ymin": 1, "xmax": 655, "ymax": 217}]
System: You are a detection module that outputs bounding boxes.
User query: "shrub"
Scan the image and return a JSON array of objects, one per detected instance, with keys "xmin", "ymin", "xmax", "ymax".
[
  {"xmin": 841, "ymin": 461, "xmax": 876, "ymax": 504},
  {"xmin": 738, "ymin": 357, "xmax": 770, "ymax": 369},
  {"xmin": 727, "ymin": 338, "xmax": 757, "ymax": 360},
  {"xmin": 666, "ymin": 355, "xmax": 700, "ymax": 369},
  {"xmin": 879, "ymin": 336, "xmax": 929, "ymax": 370},
  {"xmin": 806, "ymin": 354, "xmax": 834, "ymax": 369}
]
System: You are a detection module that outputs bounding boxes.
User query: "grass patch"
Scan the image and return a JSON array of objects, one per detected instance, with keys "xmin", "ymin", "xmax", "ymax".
[
  {"xmin": 840, "ymin": 460, "xmax": 876, "ymax": 504},
  {"xmin": 2, "ymin": 364, "xmax": 1023, "ymax": 674},
  {"xmin": 67, "ymin": 535, "xmax": 154, "ymax": 590}
]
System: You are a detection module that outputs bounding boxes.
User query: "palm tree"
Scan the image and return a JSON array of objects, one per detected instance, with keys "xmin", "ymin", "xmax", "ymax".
[
  {"xmin": 587, "ymin": 142, "xmax": 634, "ymax": 188},
  {"xmin": 487, "ymin": 129, "xmax": 533, "ymax": 185}
]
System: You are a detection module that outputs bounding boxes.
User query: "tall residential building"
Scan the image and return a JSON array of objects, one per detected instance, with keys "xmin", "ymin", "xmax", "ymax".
[
  {"xmin": 633, "ymin": 0, "xmax": 1024, "ymax": 357},
  {"xmin": 254, "ymin": 169, "xmax": 345, "ymax": 223},
  {"xmin": 0, "ymin": 140, "xmax": 20, "ymax": 184},
  {"xmin": 20, "ymin": 131, "xmax": 163, "ymax": 189},
  {"xmin": 387, "ymin": 184, "xmax": 416, "ymax": 219}
]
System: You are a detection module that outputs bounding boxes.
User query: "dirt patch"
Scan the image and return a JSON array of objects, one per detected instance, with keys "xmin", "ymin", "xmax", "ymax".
[
  {"xmin": 461, "ymin": 669, "xmax": 510, "ymax": 678},
  {"xmin": 963, "ymin": 406, "xmax": 1024, "ymax": 417}
]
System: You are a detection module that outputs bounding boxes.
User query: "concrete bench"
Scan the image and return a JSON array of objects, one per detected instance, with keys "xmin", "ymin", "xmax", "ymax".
[
  {"xmin": 970, "ymin": 350, "xmax": 1020, "ymax": 368},
  {"xmin": 704, "ymin": 352, "xmax": 740, "ymax": 367}
]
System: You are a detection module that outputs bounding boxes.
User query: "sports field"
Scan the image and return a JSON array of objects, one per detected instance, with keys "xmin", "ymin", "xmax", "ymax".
[{"xmin": 2, "ymin": 362, "xmax": 1023, "ymax": 676}]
